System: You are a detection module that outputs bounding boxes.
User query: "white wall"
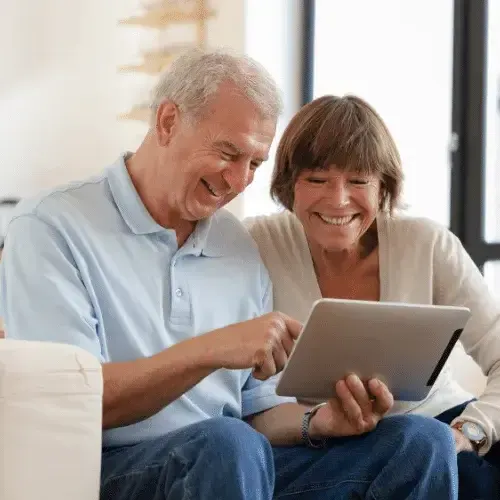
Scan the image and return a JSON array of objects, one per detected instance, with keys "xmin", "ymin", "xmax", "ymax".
[
  {"xmin": 1, "ymin": 0, "xmax": 131, "ymax": 198},
  {"xmin": 243, "ymin": 0, "xmax": 303, "ymax": 217},
  {"xmin": 0, "ymin": 0, "xmax": 246, "ymax": 213},
  {"xmin": 0, "ymin": 0, "xmax": 304, "ymax": 220}
]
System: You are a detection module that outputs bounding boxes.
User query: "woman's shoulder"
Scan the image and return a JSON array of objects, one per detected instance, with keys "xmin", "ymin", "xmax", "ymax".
[
  {"xmin": 245, "ymin": 210, "xmax": 304, "ymax": 249},
  {"xmin": 381, "ymin": 213, "xmax": 466, "ymax": 269},
  {"xmin": 244, "ymin": 209, "xmax": 296, "ymax": 231},
  {"xmin": 244, "ymin": 211, "xmax": 311, "ymax": 272},
  {"xmin": 382, "ymin": 212, "xmax": 451, "ymax": 243}
]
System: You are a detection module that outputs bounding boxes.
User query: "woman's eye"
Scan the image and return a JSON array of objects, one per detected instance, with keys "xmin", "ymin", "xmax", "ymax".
[
  {"xmin": 307, "ymin": 177, "xmax": 326, "ymax": 184},
  {"xmin": 350, "ymin": 179, "xmax": 369, "ymax": 185}
]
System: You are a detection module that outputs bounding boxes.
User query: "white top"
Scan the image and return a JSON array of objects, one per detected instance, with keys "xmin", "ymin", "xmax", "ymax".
[{"xmin": 247, "ymin": 210, "xmax": 500, "ymax": 454}]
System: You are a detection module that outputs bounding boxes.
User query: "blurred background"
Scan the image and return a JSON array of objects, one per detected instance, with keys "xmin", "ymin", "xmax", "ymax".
[{"xmin": 0, "ymin": 0, "xmax": 498, "ymax": 290}]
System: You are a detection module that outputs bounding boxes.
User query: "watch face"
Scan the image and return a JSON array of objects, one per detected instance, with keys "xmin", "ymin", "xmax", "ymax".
[{"xmin": 462, "ymin": 422, "xmax": 486, "ymax": 442}]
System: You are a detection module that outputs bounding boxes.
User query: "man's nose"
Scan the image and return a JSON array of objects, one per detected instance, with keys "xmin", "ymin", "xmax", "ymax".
[{"xmin": 222, "ymin": 162, "xmax": 252, "ymax": 194}]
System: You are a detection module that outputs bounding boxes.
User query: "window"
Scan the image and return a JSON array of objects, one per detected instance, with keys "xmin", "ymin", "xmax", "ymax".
[
  {"xmin": 242, "ymin": 0, "xmax": 303, "ymax": 217},
  {"xmin": 309, "ymin": 0, "xmax": 454, "ymax": 227},
  {"xmin": 305, "ymin": 0, "xmax": 500, "ymax": 273}
]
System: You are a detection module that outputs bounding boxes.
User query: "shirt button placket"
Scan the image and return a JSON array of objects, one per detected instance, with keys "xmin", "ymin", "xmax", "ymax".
[{"xmin": 169, "ymin": 257, "xmax": 191, "ymax": 324}]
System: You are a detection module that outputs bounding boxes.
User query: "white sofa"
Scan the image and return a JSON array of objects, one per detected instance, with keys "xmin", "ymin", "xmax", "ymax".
[
  {"xmin": 0, "ymin": 340, "xmax": 103, "ymax": 500},
  {"xmin": 0, "ymin": 339, "xmax": 486, "ymax": 500}
]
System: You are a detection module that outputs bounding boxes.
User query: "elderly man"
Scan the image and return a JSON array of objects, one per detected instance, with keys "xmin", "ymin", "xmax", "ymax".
[{"xmin": 0, "ymin": 49, "xmax": 458, "ymax": 499}]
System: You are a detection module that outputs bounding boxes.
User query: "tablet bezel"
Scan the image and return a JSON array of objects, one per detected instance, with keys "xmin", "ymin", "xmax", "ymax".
[{"xmin": 276, "ymin": 298, "xmax": 471, "ymax": 401}]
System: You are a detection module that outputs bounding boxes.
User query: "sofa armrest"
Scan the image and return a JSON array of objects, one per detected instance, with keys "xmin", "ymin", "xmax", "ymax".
[{"xmin": 0, "ymin": 340, "xmax": 103, "ymax": 500}]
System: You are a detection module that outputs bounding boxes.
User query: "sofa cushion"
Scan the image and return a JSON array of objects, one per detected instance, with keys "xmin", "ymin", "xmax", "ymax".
[{"xmin": 0, "ymin": 340, "xmax": 103, "ymax": 500}]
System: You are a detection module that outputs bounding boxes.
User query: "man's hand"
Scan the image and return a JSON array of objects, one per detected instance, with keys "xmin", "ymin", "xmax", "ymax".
[
  {"xmin": 452, "ymin": 428, "xmax": 475, "ymax": 453},
  {"xmin": 308, "ymin": 374, "xmax": 394, "ymax": 439},
  {"xmin": 206, "ymin": 312, "xmax": 302, "ymax": 380}
]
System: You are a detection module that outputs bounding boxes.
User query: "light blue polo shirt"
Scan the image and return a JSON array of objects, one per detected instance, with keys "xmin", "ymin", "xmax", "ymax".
[{"xmin": 0, "ymin": 154, "xmax": 293, "ymax": 447}]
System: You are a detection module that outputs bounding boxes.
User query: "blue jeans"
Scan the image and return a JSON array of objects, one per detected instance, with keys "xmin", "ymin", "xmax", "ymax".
[
  {"xmin": 435, "ymin": 401, "xmax": 500, "ymax": 499},
  {"xmin": 101, "ymin": 414, "xmax": 458, "ymax": 499}
]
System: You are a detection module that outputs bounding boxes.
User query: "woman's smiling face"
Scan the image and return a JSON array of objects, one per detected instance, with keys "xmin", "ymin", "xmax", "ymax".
[{"xmin": 293, "ymin": 165, "xmax": 381, "ymax": 252}]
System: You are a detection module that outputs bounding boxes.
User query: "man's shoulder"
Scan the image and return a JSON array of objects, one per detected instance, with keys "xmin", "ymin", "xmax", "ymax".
[
  {"xmin": 12, "ymin": 171, "xmax": 109, "ymax": 225},
  {"xmin": 206, "ymin": 209, "xmax": 272, "ymax": 295},
  {"xmin": 213, "ymin": 207, "xmax": 246, "ymax": 231},
  {"xmin": 208, "ymin": 209, "xmax": 263, "ymax": 258}
]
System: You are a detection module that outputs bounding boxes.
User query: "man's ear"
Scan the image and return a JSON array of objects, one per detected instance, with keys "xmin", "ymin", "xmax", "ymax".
[{"xmin": 155, "ymin": 100, "xmax": 179, "ymax": 147}]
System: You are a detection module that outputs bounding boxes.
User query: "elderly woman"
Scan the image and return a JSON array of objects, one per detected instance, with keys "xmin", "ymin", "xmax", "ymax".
[{"xmin": 248, "ymin": 95, "xmax": 500, "ymax": 498}]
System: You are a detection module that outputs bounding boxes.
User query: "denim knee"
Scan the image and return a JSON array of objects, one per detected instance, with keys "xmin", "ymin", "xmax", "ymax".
[
  {"xmin": 382, "ymin": 414, "xmax": 455, "ymax": 457},
  {"xmin": 198, "ymin": 417, "xmax": 274, "ymax": 468},
  {"xmin": 101, "ymin": 418, "xmax": 275, "ymax": 500}
]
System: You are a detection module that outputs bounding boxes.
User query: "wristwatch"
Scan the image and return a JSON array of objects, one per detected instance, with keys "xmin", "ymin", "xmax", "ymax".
[
  {"xmin": 452, "ymin": 421, "xmax": 487, "ymax": 452},
  {"xmin": 302, "ymin": 402, "xmax": 328, "ymax": 448}
]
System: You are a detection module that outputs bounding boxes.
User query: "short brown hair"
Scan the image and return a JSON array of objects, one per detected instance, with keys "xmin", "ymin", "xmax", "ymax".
[{"xmin": 270, "ymin": 95, "xmax": 404, "ymax": 213}]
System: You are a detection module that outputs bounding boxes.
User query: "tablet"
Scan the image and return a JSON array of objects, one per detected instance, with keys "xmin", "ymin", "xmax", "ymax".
[{"xmin": 276, "ymin": 299, "xmax": 471, "ymax": 402}]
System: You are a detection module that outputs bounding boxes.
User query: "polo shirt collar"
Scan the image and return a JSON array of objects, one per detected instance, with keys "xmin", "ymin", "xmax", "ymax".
[
  {"xmin": 107, "ymin": 153, "xmax": 227, "ymax": 257},
  {"xmin": 107, "ymin": 153, "xmax": 164, "ymax": 235}
]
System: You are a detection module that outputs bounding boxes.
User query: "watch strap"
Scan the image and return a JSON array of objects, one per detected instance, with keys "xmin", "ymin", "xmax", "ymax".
[{"xmin": 302, "ymin": 402, "xmax": 328, "ymax": 448}]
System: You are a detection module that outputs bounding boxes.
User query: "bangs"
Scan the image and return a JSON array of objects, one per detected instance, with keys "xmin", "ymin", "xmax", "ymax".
[
  {"xmin": 271, "ymin": 94, "xmax": 403, "ymax": 213},
  {"xmin": 290, "ymin": 97, "xmax": 392, "ymax": 177}
]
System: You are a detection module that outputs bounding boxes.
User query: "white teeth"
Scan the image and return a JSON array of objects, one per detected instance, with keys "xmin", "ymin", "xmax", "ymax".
[
  {"xmin": 318, "ymin": 214, "xmax": 355, "ymax": 225},
  {"xmin": 203, "ymin": 180, "xmax": 219, "ymax": 197}
]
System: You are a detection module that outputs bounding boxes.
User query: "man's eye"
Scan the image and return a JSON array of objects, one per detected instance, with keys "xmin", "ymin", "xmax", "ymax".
[
  {"xmin": 220, "ymin": 152, "xmax": 235, "ymax": 161},
  {"xmin": 350, "ymin": 179, "xmax": 369, "ymax": 185},
  {"xmin": 307, "ymin": 177, "xmax": 326, "ymax": 184}
]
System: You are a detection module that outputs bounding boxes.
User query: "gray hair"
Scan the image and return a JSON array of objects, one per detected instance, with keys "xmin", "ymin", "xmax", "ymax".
[{"xmin": 149, "ymin": 48, "xmax": 283, "ymax": 125}]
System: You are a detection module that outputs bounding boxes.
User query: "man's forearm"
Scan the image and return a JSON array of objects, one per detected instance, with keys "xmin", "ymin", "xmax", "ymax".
[
  {"xmin": 247, "ymin": 403, "xmax": 312, "ymax": 446},
  {"xmin": 102, "ymin": 334, "xmax": 219, "ymax": 429}
]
